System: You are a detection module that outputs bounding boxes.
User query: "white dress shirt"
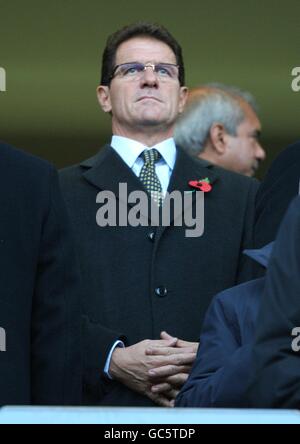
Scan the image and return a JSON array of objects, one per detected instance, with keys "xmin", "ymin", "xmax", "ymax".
[{"xmin": 111, "ymin": 135, "xmax": 177, "ymax": 194}]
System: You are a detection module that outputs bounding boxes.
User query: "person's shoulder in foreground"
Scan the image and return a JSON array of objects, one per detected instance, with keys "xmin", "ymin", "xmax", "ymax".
[
  {"xmin": 175, "ymin": 243, "xmax": 272, "ymax": 407},
  {"xmin": 0, "ymin": 141, "xmax": 81, "ymax": 406},
  {"xmin": 247, "ymin": 196, "xmax": 300, "ymax": 408},
  {"xmin": 176, "ymin": 141, "xmax": 300, "ymax": 408}
]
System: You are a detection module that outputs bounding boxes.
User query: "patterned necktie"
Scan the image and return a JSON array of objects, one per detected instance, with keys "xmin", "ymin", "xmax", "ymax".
[{"xmin": 139, "ymin": 148, "xmax": 163, "ymax": 206}]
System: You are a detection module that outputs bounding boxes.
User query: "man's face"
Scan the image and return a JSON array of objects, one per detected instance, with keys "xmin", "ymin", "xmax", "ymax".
[
  {"xmin": 97, "ymin": 37, "xmax": 187, "ymax": 138},
  {"xmin": 223, "ymin": 103, "xmax": 265, "ymax": 176}
]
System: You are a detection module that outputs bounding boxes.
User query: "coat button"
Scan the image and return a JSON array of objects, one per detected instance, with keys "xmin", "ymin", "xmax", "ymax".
[
  {"xmin": 155, "ymin": 286, "xmax": 168, "ymax": 297},
  {"xmin": 148, "ymin": 231, "xmax": 155, "ymax": 242}
]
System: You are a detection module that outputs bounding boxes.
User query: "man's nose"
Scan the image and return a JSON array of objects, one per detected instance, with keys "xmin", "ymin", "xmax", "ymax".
[
  {"xmin": 256, "ymin": 143, "xmax": 266, "ymax": 161},
  {"xmin": 140, "ymin": 66, "xmax": 158, "ymax": 87}
]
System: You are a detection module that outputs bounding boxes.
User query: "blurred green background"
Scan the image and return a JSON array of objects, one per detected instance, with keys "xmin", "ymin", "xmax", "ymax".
[{"xmin": 0, "ymin": 0, "xmax": 299, "ymax": 178}]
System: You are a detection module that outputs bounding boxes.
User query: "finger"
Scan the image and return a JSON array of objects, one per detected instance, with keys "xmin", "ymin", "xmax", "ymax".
[
  {"xmin": 147, "ymin": 352, "xmax": 196, "ymax": 371},
  {"xmin": 149, "ymin": 364, "xmax": 191, "ymax": 379},
  {"xmin": 160, "ymin": 331, "xmax": 176, "ymax": 341},
  {"xmin": 165, "ymin": 388, "xmax": 179, "ymax": 400},
  {"xmin": 160, "ymin": 332, "xmax": 199, "ymax": 352},
  {"xmin": 174, "ymin": 339, "xmax": 199, "ymax": 352},
  {"xmin": 148, "ymin": 392, "xmax": 173, "ymax": 408},
  {"xmin": 149, "ymin": 338, "xmax": 178, "ymax": 348},
  {"xmin": 160, "ymin": 332, "xmax": 197, "ymax": 348},
  {"xmin": 151, "ymin": 374, "xmax": 189, "ymax": 392},
  {"xmin": 169, "ymin": 351, "xmax": 196, "ymax": 365},
  {"xmin": 146, "ymin": 346, "xmax": 196, "ymax": 356},
  {"xmin": 155, "ymin": 397, "xmax": 173, "ymax": 408},
  {"xmin": 151, "ymin": 382, "xmax": 172, "ymax": 394},
  {"xmin": 151, "ymin": 374, "xmax": 189, "ymax": 395},
  {"xmin": 164, "ymin": 373, "xmax": 189, "ymax": 387}
]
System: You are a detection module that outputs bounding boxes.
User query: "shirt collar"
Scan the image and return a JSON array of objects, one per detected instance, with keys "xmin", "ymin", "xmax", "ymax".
[{"xmin": 111, "ymin": 135, "xmax": 177, "ymax": 170}]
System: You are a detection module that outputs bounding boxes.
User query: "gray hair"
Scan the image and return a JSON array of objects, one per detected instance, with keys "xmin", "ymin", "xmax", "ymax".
[{"xmin": 174, "ymin": 83, "xmax": 258, "ymax": 156}]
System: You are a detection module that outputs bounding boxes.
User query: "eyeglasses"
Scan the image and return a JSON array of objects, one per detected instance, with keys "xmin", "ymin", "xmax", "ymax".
[{"xmin": 110, "ymin": 62, "xmax": 179, "ymax": 81}]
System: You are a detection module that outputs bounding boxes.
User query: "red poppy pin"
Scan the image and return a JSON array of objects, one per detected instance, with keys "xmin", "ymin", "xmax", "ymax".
[{"xmin": 188, "ymin": 177, "xmax": 212, "ymax": 192}]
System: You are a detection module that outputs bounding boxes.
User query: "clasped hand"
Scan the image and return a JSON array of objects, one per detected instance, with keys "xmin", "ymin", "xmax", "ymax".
[{"xmin": 109, "ymin": 331, "xmax": 198, "ymax": 407}]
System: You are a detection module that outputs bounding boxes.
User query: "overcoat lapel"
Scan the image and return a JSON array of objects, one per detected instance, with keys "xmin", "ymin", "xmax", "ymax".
[
  {"xmin": 155, "ymin": 147, "xmax": 219, "ymax": 238},
  {"xmin": 81, "ymin": 145, "xmax": 144, "ymax": 196},
  {"xmin": 81, "ymin": 145, "xmax": 157, "ymax": 223}
]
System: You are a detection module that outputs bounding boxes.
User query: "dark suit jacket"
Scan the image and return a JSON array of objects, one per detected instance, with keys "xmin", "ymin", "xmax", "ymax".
[
  {"xmin": 0, "ymin": 143, "xmax": 81, "ymax": 406},
  {"xmin": 247, "ymin": 196, "xmax": 300, "ymax": 408},
  {"xmin": 59, "ymin": 144, "xmax": 258, "ymax": 406},
  {"xmin": 175, "ymin": 243, "xmax": 273, "ymax": 408}
]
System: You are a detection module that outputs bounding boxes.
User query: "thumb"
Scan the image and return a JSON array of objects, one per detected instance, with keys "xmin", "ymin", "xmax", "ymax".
[{"xmin": 161, "ymin": 331, "xmax": 177, "ymax": 342}]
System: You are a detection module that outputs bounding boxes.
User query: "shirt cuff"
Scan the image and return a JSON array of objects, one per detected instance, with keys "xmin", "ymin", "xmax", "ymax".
[{"xmin": 104, "ymin": 340, "xmax": 125, "ymax": 380}]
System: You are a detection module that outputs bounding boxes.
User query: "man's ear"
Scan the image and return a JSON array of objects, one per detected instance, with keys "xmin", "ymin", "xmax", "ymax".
[
  {"xmin": 178, "ymin": 86, "xmax": 189, "ymax": 113},
  {"xmin": 96, "ymin": 85, "xmax": 112, "ymax": 113},
  {"xmin": 209, "ymin": 123, "xmax": 228, "ymax": 155}
]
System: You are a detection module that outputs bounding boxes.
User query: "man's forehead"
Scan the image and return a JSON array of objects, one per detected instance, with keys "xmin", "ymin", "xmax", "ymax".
[
  {"xmin": 240, "ymin": 101, "xmax": 261, "ymax": 129},
  {"xmin": 115, "ymin": 37, "xmax": 176, "ymax": 63}
]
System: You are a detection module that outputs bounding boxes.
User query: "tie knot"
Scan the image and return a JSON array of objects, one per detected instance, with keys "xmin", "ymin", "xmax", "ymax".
[{"xmin": 141, "ymin": 148, "xmax": 161, "ymax": 165}]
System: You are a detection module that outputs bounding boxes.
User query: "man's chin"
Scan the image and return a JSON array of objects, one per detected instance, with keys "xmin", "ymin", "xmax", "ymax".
[
  {"xmin": 137, "ymin": 105, "xmax": 165, "ymax": 121},
  {"xmin": 136, "ymin": 114, "xmax": 168, "ymax": 127},
  {"xmin": 139, "ymin": 119, "xmax": 164, "ymax": 127}
]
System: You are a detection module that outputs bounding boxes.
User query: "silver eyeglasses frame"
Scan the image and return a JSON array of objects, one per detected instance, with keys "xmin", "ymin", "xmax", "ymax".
[{"xmin": 110, "ymin": 62, "xmax": 180, "ymax": 81}]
